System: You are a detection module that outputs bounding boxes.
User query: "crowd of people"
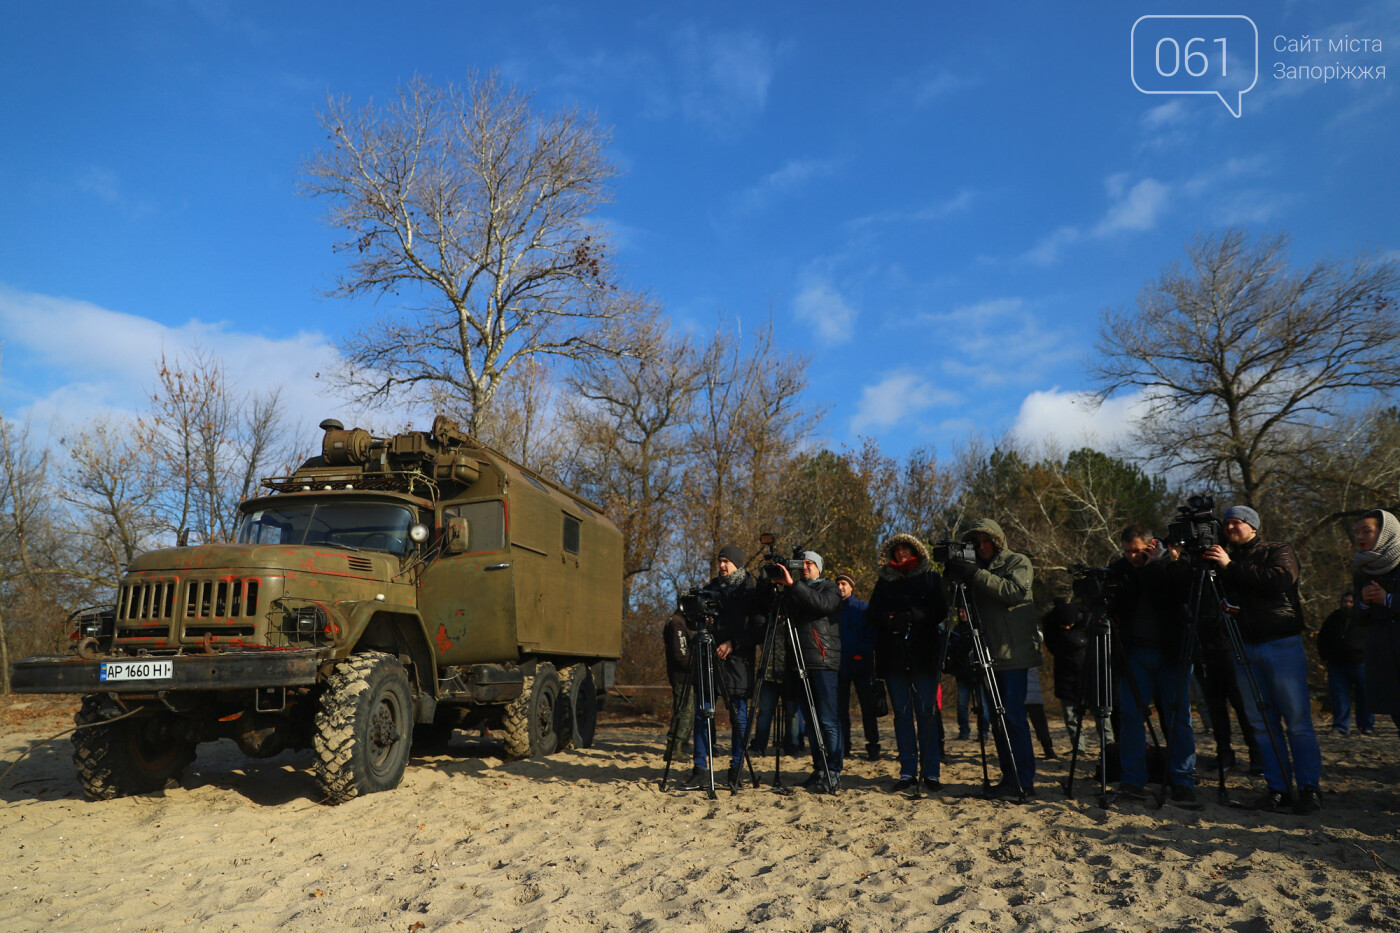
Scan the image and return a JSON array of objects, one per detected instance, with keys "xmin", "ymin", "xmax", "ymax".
[{"xmin": 664, "ymin": 504, "xmax": 1400, "ymax": 814}]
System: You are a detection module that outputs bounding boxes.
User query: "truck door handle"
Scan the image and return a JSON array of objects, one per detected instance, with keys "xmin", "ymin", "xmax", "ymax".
[{"xmin": 485, "ymin": 563, "xmax": 511, "ymax": 571}]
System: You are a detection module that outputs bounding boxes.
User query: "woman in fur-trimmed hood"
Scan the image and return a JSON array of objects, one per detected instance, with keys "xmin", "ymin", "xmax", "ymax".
[{"xmin": 868, "ymin": 533, "xmax": 949, "ymax": 789}]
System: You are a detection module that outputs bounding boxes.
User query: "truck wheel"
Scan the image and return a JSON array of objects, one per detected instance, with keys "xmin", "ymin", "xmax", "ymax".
[
  {"xmin": 556, "ymin": 664, "xmax": 598, "ymax": 750},
  {"xmin": 72, "ymin": 696, "xmax": 196, "ymax": 800},
  {"xmin": 313, "ymin": 651, "xmax": 414, "ymax": 803},
  {"xmin": 502, "ymin": 663, "xmax": 560, "ymax": 758}
]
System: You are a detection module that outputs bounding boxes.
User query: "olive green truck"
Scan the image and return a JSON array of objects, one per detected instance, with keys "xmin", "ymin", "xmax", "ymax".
[{"xmin": 10, "ymin": 416, "xmax": 623, "ymax": 803}]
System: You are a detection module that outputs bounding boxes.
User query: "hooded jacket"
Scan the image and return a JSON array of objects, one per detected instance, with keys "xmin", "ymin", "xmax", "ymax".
[
  {"xmin": 960, "ymin": 518, "xmax": 1040, "ymax": 671},
  {"xmin": 868, "ymin": 533, "xmax": 949, "ymax": 677}
]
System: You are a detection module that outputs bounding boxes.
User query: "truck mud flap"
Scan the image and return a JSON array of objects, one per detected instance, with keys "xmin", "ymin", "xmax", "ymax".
[{"xmin": 9, "ymin": 650, "xmax": 326, "ymax": 694}]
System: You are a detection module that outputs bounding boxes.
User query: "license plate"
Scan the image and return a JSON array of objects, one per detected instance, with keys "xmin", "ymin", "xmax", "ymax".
[{"xmin": 99, "ymin": 659, "xmax": 174, "ymax": 682}]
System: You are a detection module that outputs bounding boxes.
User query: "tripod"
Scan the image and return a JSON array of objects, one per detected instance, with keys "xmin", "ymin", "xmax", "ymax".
[
  {"xmin": 946, "ymin": 579, "xmax": 1026, "ymax": 800},
  {"xmin": 1062, "ymin": 606, "xmax": 1116, "ymax": 807},
  {"xmin": 660, "ymin": 616, "xmax": 758, "ymax": 799},
  {"xmin": 741, "ymin": 587, "xmax": 838, "ymax": 795},
  {"xmin": 1184, "ymin": 565, "xmax": 1296, "ymax": 808}
]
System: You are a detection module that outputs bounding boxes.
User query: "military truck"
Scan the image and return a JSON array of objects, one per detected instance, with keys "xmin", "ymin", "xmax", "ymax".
[{"xmin": 11, "ymin": 416, "xmax": 622, "ymax": 803}]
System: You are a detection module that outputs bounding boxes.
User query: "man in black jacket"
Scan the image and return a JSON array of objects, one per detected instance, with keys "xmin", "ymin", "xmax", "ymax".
[
  {"xmin": 682, "ymin": 544, "xmax": 764, "ymax": 790},
  {"xmin": 767, "ymin": 550, "xmax": 844, "ymax": 790},
  {"xmin": 1202, "ymin": 505, "xmax": 1322, "ymax": 814},
  {"xmin": 1318, "ymin": 592, "xmax": 1371, "ymax": 735}
]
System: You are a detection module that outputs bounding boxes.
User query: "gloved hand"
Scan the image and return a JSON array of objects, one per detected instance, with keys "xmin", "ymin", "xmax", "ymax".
[{"xmin": 945, "ymin": 556, "xmax": 977, "ymax": 582}]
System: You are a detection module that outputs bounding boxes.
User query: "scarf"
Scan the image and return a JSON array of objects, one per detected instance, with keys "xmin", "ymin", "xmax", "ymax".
[
  {"xmin": 890, "ymin": 555, "xmax": 920, "ymax": 573},
  {"xmin": 1354, "ymin": 509, "xmax": 1400, "ymax": 576}
]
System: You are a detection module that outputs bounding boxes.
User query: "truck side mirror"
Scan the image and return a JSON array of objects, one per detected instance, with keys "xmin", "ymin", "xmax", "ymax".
[{"xmin": 444, "ymin": 516, "xmax": 470, "ymax": 554}]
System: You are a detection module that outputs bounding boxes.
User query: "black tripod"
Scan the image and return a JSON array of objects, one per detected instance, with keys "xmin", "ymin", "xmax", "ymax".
[
  {"xmin": 946, "ymin": 579, "xmax": 1026, "ymax": 800},
  {"xmin": 741, "ymin": 589, "xmax": 838, "ymax": 795},
  {"xmin": 1182, "ymin": 565, "xmax": 1295, "ymax": 808},
  {"xmin": 1062, "ymin": 607, "xmax": 1116, "ymax": 807},
  {"xmin": 660, "ymin": 612, "xmax": 758, "ymax": 799}
]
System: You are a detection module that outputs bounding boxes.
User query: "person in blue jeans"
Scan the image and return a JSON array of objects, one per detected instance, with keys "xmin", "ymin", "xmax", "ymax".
[
  {"xmin": 762, "ymin": 550, "xmax": 844, "ymax": 791},
  {"xmin": 943, "ymin": 518, "xmax": 1039, "ymax": 799},
  {"xmin": 1108, "ymin": 525, "xmax": 1200, "ymax": 809},
  {"xmin": 869, "ymin": 534, "xmax": 948, "ymax": 792},
  {"xmin": 1317, "ymin": 592, "xmax": 1372, "ymax": 735},
  {"xmin": 1203, "ymin": 505, "xmax": 1322, "ymax": 814},
  {"xmin": 681, "ymin": 544, "xmax": 764, "ymax": 791}
]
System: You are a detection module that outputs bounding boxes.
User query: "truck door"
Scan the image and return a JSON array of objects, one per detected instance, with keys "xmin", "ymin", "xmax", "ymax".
[{"xmin": 417, "ymin": 499, "xmax": 517, "ymax": 664}]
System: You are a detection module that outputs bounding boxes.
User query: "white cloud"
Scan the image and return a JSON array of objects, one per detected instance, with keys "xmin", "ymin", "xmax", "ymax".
[
  {"xmin": 793, "ymin": 279, "xmax": 858, "ymax": 345},
  {"xmin": 920, "ymin": 297, "xmax": 1078, "ymax": 388},
  {"xmin": 0, "ymin": 286, "xmax": 404, "ymax": 444},
  {"xmin": 1024, "ymin": 225, "xmax": 1080, "ymax": 266},
  {"xmin": 731, "ymin": 157, "xmax": 838, "ymax": 216},
  {"xmin": 850, "ymin": 370, "xmax": 959, "ymax": 435},
  {"xmin": 1093, "ymin": 177, "xmax": 1169, "ymax": 235},
  {"xmin": 1140, "ymin": 99, "xmax": 1188, "ymax": 130},
  {"xmin": 1009, "ymin": 387, "xmax": 1152, "ymax": 453},
  {"xmin": 669, "ymin": 26, "xmax": 780, "ymax": 133}
]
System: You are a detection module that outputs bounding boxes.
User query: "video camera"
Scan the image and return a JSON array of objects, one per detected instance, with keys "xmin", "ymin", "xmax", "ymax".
[
  {"xmin": 932, "ymin": 539, "xmax": 977, "ymax": 565},
  {"xmin": 1165, "ymin": 494, "xmax": 1222, "ymax": 557},
  {"xmin": 677, "ymin": 586, "xmax": 722, "ymax": 629},
  {"xmin": 757, "ymin": 531, "xmax": 807, "ymax": 582},
  {"xmin": 1070, "ymin": 563, "xmax": 1121, "ymax": 605}
]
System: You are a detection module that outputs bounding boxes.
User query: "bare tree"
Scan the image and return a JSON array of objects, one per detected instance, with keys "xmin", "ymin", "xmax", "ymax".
[
  {"xmin": 136, "ymin": 349, "xmax": 295, "ymax": 545},
  {"xmin": 300, "ymin": 71, "xmax": 645, "ymax": 435},
  {"xmin": 1095, "ymin": 228, "xmax": 1400, "ymax": 507},
  {"xmin": 60, "ymin": 417, "xmax": 161, "ymax": 588}
]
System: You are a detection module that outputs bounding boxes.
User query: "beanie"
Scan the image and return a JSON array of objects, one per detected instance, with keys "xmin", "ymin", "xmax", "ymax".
[
  {"xmin": 802, "ymin": 551, "xmax": 824, "ymax": 575},
  {"xmin": 1223, "ymin": 505, "xmax": 1260, "ymax": 530},
  {"xmin": 718, "ymin": 544, "xmax": 745, "ymax": 567}
]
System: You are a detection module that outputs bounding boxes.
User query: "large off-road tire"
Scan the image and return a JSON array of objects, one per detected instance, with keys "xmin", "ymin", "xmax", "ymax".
[
  {"xmin": 72, "ymin": 696, "xmax": 197, "ymax": 800},
  {"xmin": 313, "ymin": 651, "xmax": 414, "ymax": 804},
  {"xmin": 502, "ymin": 663, "xmax": 560, "ymax": 759},
  {"xmin": 556, "ymin": 664, "xmax": 598, "ymax": 751}
]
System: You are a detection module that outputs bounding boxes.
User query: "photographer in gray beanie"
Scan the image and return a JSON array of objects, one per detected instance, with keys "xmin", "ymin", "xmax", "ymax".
[{"xmin": 1201, "ymin": 504, "xmax": 1322, "ymax": 814}]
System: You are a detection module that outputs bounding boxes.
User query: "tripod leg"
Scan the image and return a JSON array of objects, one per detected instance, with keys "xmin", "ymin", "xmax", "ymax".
[{"xmin": 661, "ymin": 673, "xmax": 695, "ymax": 788}]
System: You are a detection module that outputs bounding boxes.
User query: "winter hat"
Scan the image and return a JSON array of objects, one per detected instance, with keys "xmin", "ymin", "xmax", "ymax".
[
  {"xmin": 802, "ymin": 551, "xmax": 825, "ymax": 575},
  {"xmin": 835, "ymin": 572, "xmax": 855, "ymax": 587},
  {"xmin": 718, "ymin": 544, "xmax": 745, "ymax": 567},
  {"xmin": 1223, "ymin": 506, "xmax": 1260, "ymax": 530}
]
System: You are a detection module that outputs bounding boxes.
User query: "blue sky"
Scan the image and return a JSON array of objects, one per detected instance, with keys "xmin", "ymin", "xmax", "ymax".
[{"xmin": 1, "ymin": 1, "xmax": 1396, "ymax": 464}]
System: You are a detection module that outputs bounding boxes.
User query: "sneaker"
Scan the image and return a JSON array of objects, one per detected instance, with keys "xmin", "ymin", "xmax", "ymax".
[
  {"xmin": 1169, "ymin": 784, "xmax": 1204, "ymax": 811},
  {"xmin": 956, "ymin": 731, "xmax": 971, "ymax": 741},
  {"xmin": 892, "ymin": 776, "xmax": 916, "ymax": 792},
  {"xmin": 865, "ymin": 745, "xmax": 881, "ymax": 762},
  {"xmin": 922, "ymin": 778, "xmax": 943, "ymax": 793},
  {"xmin": 1252, "ymin": 788, "xmax": 1294, "ymax": 812},
  {"xmin": 1042, "ymin": 748, "xmax": 1059, "ymax": 760},
  {"xmin": 1116, "ymin": 783, "xmax": 1148, "ymax": 801},
  {"xmin": 726, "ymin": 766, "xmax": 741, "ymax": 789},
  {"xmin": 1293, "ymin": 785, "xmax": 1323, "ymax": 815},
  {"xmin": 681, "ymin": 767, "xmax": 710, "ymax": 791},
  {"xmin": 800, "ymin": 771, "xmax": 826, "ymax": 790}
]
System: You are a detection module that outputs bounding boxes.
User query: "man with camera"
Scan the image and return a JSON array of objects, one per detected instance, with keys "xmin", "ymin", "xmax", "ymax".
[
  {"xmin": 766, "ymin": 550, "xmax": 844, "ymax": 790},
  {"xmin": 943, "ymin": 518, "xmax": 1039, "ymax": 798},
  {"xmin": 681, "ymin": 544, "xmax": 764, "ymax": 791},
  {"xmin": 1109, "ymin": 524, "xmax": 1200, "ymax": 809},
  {"xmin": 1201, "ymin": 505, "xmax": 1322, "ymax": 814}
]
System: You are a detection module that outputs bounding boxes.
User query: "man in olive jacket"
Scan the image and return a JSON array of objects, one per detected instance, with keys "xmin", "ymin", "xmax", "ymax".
[{"xmin": 945, "ymin": 518, "xmax": 1039, "ymax": 797}]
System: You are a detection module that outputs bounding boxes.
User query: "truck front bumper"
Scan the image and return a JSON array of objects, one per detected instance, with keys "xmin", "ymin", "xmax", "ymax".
[{"xmin": 10, "ymin": 649, "xmax": 328, "ymax": 694}]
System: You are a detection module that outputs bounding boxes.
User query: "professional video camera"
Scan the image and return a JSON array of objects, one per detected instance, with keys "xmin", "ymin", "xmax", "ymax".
[
  {"xmin": 932, "ymin": 539, "xmax": 978, "ymax": 565},
  {"xmin": 757, "ymin": 531, "xmax": 807, "ymax": 581},
  {"xmin": 677, "ymin": 586, "xmax": 722, "ymax": 628},
  {"xmin": 1165, "ymin": 494, "xmax": 1222, "ymax": 556},
  {"xmin": 1069, "ymin": 563, "xmax": 1121, "ymax": 605}
]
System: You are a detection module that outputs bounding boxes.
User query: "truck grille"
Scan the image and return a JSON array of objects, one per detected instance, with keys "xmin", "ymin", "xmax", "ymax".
[{"xmin": 115, "ymin": 577, "xmax": 263, "ymax": 643}]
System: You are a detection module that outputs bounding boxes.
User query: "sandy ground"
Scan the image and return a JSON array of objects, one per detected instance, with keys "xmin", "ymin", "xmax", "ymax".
[{"xmin": 3, "ymin": 694, "xmax": 1400, "ymax": 933}]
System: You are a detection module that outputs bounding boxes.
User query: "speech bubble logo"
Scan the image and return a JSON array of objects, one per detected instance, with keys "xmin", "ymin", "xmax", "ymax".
[{"xmin": 1132, "ymin": 15, "xmax": 1258, "ymax": 118}]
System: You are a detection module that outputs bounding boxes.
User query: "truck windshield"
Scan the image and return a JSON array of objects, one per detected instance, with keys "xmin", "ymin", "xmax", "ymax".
[{"xmin": 237, "ymin": 501, "xmax": 417, "ymax": 555}]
